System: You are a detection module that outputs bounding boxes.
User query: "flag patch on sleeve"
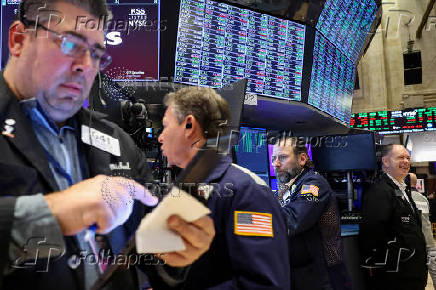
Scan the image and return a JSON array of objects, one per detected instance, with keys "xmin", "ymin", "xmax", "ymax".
[
  {"xmin": 234, "ymin": 211, "xmax": 273, "ymax": 237},
  {"xmin": 301, "ymin": 185, "xmax": 319, "ymax": 197}
]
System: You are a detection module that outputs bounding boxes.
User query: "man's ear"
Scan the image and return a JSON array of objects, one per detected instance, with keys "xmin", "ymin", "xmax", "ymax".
[
  {"xmin": 9, "ymin": 21, "xmax": 28, "ymax": 57},
  {"xmin": 298, "ymin": 153, "xmax": 308, "ymax": 167},
  {"xmin": 381, "ymin": 156, "xmax": 389, "ymax": 168},
  {"xmin": 184, "ymin": 115, "xmax": 197, "ymax": 137}
]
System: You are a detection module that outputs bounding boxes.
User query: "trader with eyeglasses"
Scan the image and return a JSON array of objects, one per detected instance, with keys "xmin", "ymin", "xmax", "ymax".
[{"xmin": 0, "ymin": 1, "xmax": 214, "ymax": 289}]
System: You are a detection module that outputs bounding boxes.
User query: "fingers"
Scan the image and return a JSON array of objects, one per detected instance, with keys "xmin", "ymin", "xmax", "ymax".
[
  {"xmin": 82, "ymin": 204, "xmax": 113, "ymax": 234},
  {"xmin": 159, "ymin": 240, "xmax": 202, "ymax": 267},
  {"xmin": 103, "ymin": 176, "xmax": 158, "ymax": 207},
  {"xmin": 131, "ymin": 183, "xmax": 159, "ymax": 206},
  {"xmin": 189, "ymin": 216, "xmax": 216, "ymax": 239},
  {"xmin": 167, "ymin": 215, "xmax": 215, "ymax": 249},
  {"xmin": 166, "ymin": 215, "xmax": 215, "ymax": 266}
]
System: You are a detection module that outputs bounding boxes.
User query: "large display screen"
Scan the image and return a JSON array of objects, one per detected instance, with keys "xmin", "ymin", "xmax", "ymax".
[
  {"xmin": 1, "ymin": 0, "xmax": 160, "ymax": 81},
  {"xmin": 1, "ymin": 0, "xmax": 20, "ymax": 69},
  {"xmin": 316, "ymin": 0, "xmax": 378, "ymax": 63},
  {"xmin": 104, "ymin": 0, "xmax": 160, "ymax": 81},
  {"xmin": 350, "ymin": 107, "xmax": 436, "ymax": 134},
  {"xmin": 308, "ymin": 32, "xmax": 355, "ymax": 124},
  {"xmin": 174, "ymin": 0, "xmax": 306, "ymax": 101}
]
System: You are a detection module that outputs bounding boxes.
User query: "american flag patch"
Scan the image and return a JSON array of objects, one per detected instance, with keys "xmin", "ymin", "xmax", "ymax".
[
  {"xmin": 234, "ymin": 211, "xmax": 273, "ymax": 237},
  {"xmin": 301, "ymin": 184, "xmax": 319, "ymax": 197}
]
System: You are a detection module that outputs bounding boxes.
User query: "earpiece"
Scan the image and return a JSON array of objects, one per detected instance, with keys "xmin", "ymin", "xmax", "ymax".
[{"xmin": 186, "ymin": 123, "xmax": 192, "ymax": 129}]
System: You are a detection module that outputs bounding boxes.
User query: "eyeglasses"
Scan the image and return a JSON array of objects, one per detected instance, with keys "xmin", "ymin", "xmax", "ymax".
[
  {"xmin": 271, "ymin": 154, "xmax": 289, "ymax": 164},
  {"xmin": 23, "ymin": 20, "xmax": 112, "ymax": 70}
]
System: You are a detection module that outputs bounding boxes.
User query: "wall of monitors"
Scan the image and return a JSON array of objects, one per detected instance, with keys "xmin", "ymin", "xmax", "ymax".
[{"xmin": 171, "ymin": 0, "xmax": 380, "ymax": 125}]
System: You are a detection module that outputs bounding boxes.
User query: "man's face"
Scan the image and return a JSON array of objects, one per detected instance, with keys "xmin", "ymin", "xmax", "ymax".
[
  {"xmin": 272, "ymin": 145, "xmax": 301, "ymax": 183},
  {"xmin": 383, "ymin": 145, "xmax": 411, "ymax": 181},
  {"xmin": 158, "ymin": 105, "xmax": 191, "ymax": 168},
  {"xmin": 18, "ymin": 2, "xmax": 104, "ymax": 123}
]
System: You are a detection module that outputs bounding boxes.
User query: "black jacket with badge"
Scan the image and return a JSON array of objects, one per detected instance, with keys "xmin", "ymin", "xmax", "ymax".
[
  {"xmin": 360, "ymin": 173, "xmax": 427, "ymax": 290},
  {"xmin": 0, "ymin": 74, "xmax": 173, "ymax": 290},
  {"xmin": 281, "ymin": 168, "xmax": 344, "ymax": 290}
]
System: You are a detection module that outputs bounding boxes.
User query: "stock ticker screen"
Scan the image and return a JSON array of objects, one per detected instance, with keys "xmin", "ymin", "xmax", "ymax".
[
  {"xmin": 174, "ymin": 0, "xmax": 306, "ymax": 101},
  {"xmin": 350, "ymin": 107, "xmax": 436, "ymax": 134},
  {"xmin": 308, "ymin": 33, "xmax": 355, "ymax": 124},
  {"xmin": 104, "ymin": 0, "xmax": 160, "ymax": 81},
  {"xmin": 316, "ymin": 0, "xmax": 378, "ymax": 63},
  {"xmin": 1, "ymin": 0, "xmax": 20, "ymax": 69}
]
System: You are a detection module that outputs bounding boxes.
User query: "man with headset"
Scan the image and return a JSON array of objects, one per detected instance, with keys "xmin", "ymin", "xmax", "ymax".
[
  {"xmin": 158, "ymin": 86, "xmax": 290, "ymax": 289},
  {"xmin": 0, "ymin": 0, "xmax": 214, "ymax": 289}
]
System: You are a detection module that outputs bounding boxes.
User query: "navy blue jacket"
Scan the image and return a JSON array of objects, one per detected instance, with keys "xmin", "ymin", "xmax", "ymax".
[
  {"xmin": 183, "ymin": 156, "xmax": 291, "ymax": 289},
  {"xmin": 281, "ymin": 169, "xmax": 343, "ymax": 290}
]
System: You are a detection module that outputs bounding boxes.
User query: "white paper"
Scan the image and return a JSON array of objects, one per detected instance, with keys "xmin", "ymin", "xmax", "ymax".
[{"xmin": 135, "ymin": 187, "xmax": 211, "ymax": 253}]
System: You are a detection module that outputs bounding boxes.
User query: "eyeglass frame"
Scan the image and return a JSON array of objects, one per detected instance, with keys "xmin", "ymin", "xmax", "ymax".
[{"xmin": 20, "ymin": 18, "xmax": 112, "ymax": 70}]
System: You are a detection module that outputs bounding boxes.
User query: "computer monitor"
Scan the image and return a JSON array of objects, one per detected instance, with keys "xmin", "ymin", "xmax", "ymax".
[
  {"xmin": 307, "ymin": 32, "xmax": 355, "ymax": 124},
  {"xmin": 311, "ymin": 133, "xmax": 377, "ymax": 172},
  {"xmin": 234, "ymin": 127, "xmax": 269, "ymax": 185},
  {"xmin": 316, "ymin": 0, "xmax": 378, "ymax": 63},
  {"xmin": 103, "ymin": 0, "xmax": 160, "ymax": 81},
  {"xmin": 173, "ymin": 0, "xmax": 306, "ymax": 101}
]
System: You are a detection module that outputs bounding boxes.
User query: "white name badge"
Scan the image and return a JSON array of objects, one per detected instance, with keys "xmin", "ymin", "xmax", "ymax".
[{"xmin": 81, "ymin": 125, "xmax": 121, "ymax": 156}]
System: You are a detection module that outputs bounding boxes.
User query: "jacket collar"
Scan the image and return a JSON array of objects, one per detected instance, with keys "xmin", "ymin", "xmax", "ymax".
[
  {"xmin": 202, "ymin": 154, "xmax": 233, "ymax": 184},
  {"xmin": 291, "ymin": 168, "xmax": 310, "ymax": 187},
  {"xmin": 380, "ymin": 172, "xmax": 401, "ymax": 190},
  {"xmin": 0, "ymin": 72, "xmax": 59, "ymax": 191}
]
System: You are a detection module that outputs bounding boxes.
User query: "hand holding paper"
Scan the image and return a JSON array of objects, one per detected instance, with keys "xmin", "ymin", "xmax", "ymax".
[{"xmin": 136, "ymin": 187, "xmax": 215, "ymax": 267}]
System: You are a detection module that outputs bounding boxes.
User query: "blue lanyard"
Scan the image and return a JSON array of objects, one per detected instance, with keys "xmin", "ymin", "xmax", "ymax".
[{"xmin": 42, "ymin": 146, "xmax": 73, "ymax": 187}]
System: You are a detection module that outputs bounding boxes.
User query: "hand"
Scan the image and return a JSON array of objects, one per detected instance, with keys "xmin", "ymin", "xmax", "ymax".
[
  {"xmin": 44, "ymin": 175, "xmax": 158, "ymax": 235},
  {"xmin": 160, "ymin": 215, "xmax": 215, "ymax": 267}
]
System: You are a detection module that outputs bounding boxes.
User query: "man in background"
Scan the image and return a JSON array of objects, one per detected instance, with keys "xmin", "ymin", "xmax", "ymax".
[
  {"xmin": 409, "ymin": 173, "xmax": 436, "ymax": 289},
  {"xmin": 360, "ymin": 145, "xmax": 427, "ymax": 290},
  {"xmin": 272, "ymin": 137, "xmax": 350, "ymax": 290}
]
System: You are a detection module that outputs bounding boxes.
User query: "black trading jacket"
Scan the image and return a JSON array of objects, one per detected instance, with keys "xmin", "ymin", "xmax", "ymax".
[
  {"xmin": 0, "ymin": 73, "xmax": 173, "ymax": 290},
  {"xmin": 360, "ymin": 173, "xmax": 427, "ymax": 290}
]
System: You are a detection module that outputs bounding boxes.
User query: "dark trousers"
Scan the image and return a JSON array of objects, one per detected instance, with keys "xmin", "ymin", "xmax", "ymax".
[{"xmin": 365, "ymin": 271, "xmax": 426, "ymax": 290}]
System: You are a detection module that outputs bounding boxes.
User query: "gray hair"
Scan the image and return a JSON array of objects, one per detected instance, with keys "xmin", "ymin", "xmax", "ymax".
[{"xmin": 163, "ymin": 87, "xmax": 231, "ymax": 139}]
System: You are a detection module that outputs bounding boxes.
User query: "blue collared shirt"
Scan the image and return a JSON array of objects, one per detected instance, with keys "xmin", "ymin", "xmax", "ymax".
[
  {"xmin": 20, "ymin": 99, "xmax": 83, "ymax": 190},
  {"xmin": 15, "ymin": 99, "xmax": 99, "ymax": 289}
]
